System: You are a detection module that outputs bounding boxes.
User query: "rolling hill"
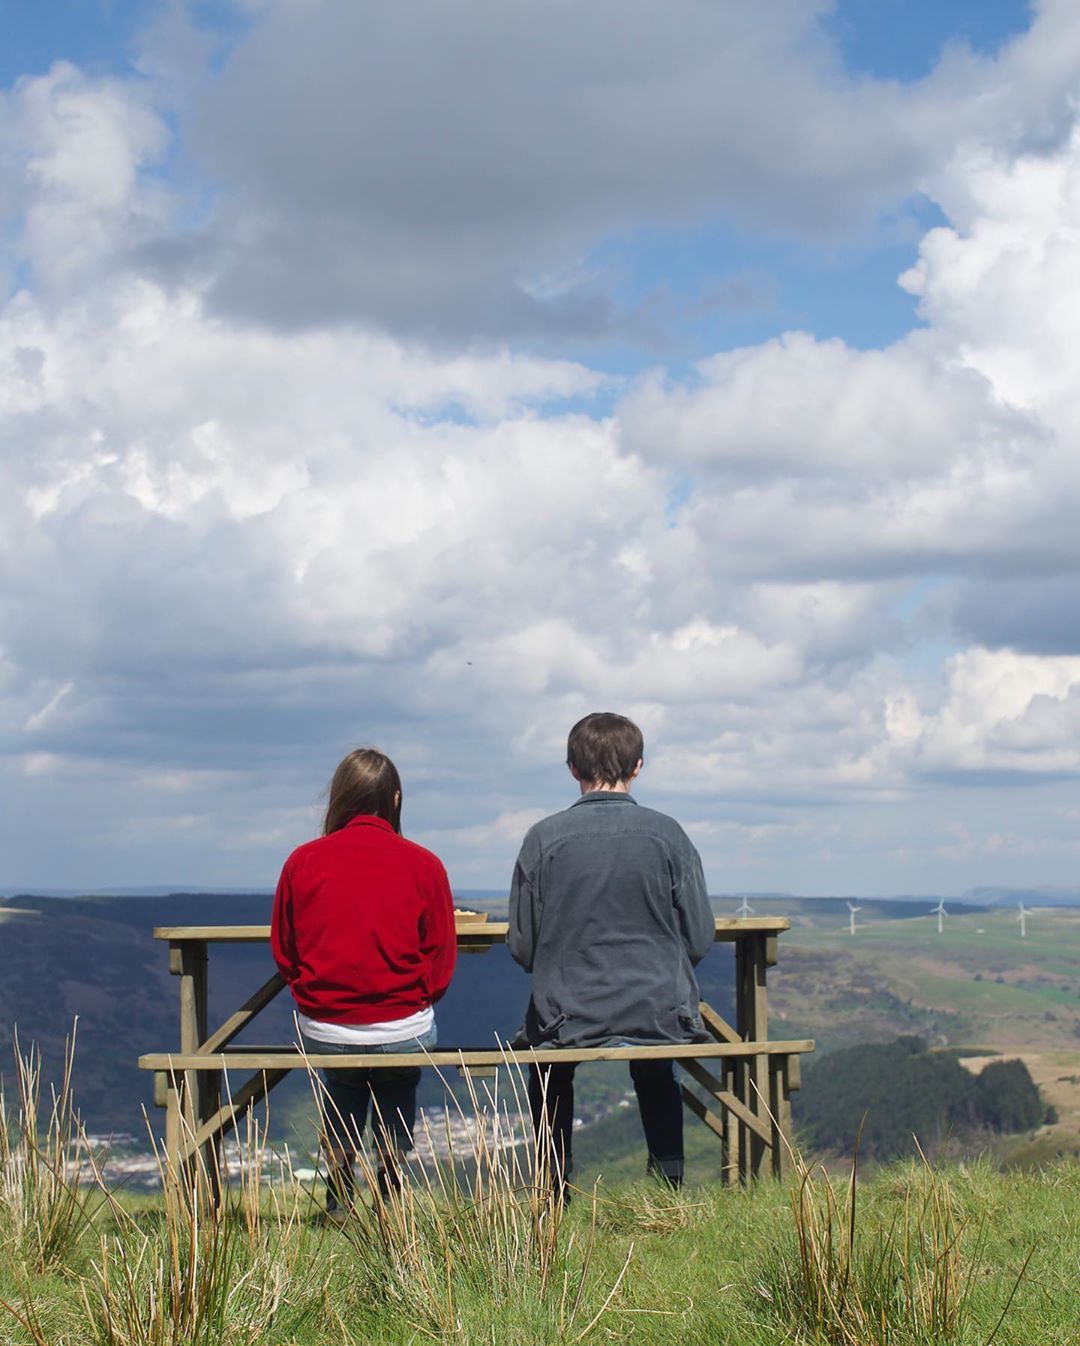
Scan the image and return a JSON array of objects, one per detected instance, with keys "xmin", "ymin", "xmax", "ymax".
[{"xmin": 4, "ymin": 891, "xmax": 1079, "ymax": 1167}]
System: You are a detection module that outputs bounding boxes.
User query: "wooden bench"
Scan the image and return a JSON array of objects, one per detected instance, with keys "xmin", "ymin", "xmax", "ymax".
[{"xmin": 138, "ymin": 916, "xmax": 813, "ymax": 1189}]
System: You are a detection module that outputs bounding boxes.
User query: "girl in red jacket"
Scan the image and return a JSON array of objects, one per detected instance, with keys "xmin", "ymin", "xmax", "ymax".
[{"xmin": 271, "ymin": 748, "xmax": 456, "ymax": 1208}]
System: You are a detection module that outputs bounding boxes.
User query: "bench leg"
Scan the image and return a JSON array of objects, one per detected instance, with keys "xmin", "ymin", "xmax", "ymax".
[
  {"xmin": 733, "ymin": 1058, "xmax": 748, "ymax": 1183},
  {"xmin": 768, "ymin": 1058, "xmax": 787, "ymax": 1178},
  {"xmin": 749, "ymin": 1055, "xmax": 769, "ymax": 1180},
  {"xmin": 200, "ymin": 1069, "xmax": 223, "ymax": 1207},
  {"xmin": 721, "ymin": 1062, "xmax": 733, "ymax": 1185},
  {"xmin": 174, "ymin": 941, "xmax": 224, "ymax": 1205},
  {"xmin": 162, "ymin": 1073, "xmax": 182, "ymax": 1195}
]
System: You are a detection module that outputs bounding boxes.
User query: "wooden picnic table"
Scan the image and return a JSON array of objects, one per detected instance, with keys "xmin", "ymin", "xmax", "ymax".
[{"xmin": 139, "ymin": 914, "xmax": 811, "ymax": 1190}]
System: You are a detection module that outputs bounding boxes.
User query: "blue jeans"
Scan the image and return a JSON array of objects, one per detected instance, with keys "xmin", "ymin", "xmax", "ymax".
[{"xmin": 301, "ymin": 1026, "xmax": 437, "ymax": 1161}]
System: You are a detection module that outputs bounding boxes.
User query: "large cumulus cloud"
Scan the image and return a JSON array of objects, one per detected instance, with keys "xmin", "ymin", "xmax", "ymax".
[
  {"xmin": 6, "ymin": 3, "xmax": 1080, "ymax": 893},
  {"xmin": 139, "ymin": 0, "xmax": 1080, "ymax": 340}
]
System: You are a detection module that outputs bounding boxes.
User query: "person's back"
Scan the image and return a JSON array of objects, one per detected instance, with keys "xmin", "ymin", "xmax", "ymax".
[
  {"xmin": 276, "ymin": 816, "xmax": 453, "ymax": 1025},
  {"xmin": 510, "ymin": 792, "xmax": 712, "ymax": 1046},
  {"xmin": 271, "ymin": 747, "xmax": 456, "ymax": 1212},
  {"xmin": 509, "ymin": 712, "xmax": 714, "ymax": 1192}
]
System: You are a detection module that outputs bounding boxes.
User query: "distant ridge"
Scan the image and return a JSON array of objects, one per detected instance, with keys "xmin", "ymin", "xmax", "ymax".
[
  {"xmin": 717, "ymin": 889, "xmax": 1080, "ymax": 907},
  {"xmin": 0, "ymin": 885, "xmax": 511, "ymax": 900},
  {"xmin": 962, "ymin": 885, "xmax": 1080, "ymax": 908},
  {"xmin": 0, "ymin": 886, "xmax": 274, "ymax": 899},
  {"xmin": 713, "ymin": 891, "xmax": 960, "ymax": 904},
  {"xmin": 12, "ymin": 885, "xmax": 1077, "ymax": 905}
]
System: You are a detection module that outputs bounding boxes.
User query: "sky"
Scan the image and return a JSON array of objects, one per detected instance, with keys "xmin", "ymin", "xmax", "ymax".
[{"xmin": 6, "ymin": 0, "xmax": 1080, "ymax": 898}]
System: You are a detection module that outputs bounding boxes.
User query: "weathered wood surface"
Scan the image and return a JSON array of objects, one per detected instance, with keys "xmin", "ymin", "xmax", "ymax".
[
  {"xmin": 200, "ymin": 971, "xmax": 287, "ymax": 1056},
  {"xmin": 140, "ymin": 1038, "xmax": 814, "ymax": 1072},
  {"xmin": 147, "ymin": 911, "xmax": 810, "ymax": 1188},
  {"xmin": 737, "ymin": 932, "xmax": 772, "ymax": 1180},
  {"xmin": 680, "ymin": 1058, "xmax": 772, "ymax": 1143},
  {"xmin": 152, "ymin": 915, "xmax": 792, "ymax": 943}
]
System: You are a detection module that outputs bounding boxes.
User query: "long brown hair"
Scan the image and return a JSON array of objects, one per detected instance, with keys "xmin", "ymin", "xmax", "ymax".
[{"xmin": 323, "ymin": 748, "xmax": 403, "ymax": 835}]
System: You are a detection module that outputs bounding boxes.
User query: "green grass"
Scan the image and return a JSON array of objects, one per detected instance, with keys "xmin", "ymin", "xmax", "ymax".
[
  {"xmin": 2, "ymin": 1040, "xmax": 1076, "ymax": 1346},
  {"xmin": 3, "ymin": 1159, "xmax": 1079, "ymax": 1344}
]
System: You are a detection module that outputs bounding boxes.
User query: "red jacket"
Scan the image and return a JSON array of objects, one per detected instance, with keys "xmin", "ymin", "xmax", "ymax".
[{"xmin": 271, "ymin": 814, "xmax": 457, "ymax": 1024}]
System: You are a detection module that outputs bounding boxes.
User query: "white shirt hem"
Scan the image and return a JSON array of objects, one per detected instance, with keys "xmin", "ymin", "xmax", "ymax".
[{"xmin": 297, "ymin": 1006, "xmax": 434, "ymax": 1046}]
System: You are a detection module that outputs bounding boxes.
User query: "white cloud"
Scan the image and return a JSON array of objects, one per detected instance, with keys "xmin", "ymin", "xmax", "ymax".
[
  {"xmin": 902, "ymin": 127, "xmax": 1080, "ymax": 437},
  {"xmin": 620, "ymin": 333, "xmax": 1028, "ymax": 480},
  {"xmin": 0, "ymin": 62, "xmax": 168, "ymax": 291},
  {"xmin": 906, "ymin": 649, "xmax": 1080, "ymax": 777},
  {"xmin": 8, "ymin": 8, "xmax": 1080, "ymax": 892}
]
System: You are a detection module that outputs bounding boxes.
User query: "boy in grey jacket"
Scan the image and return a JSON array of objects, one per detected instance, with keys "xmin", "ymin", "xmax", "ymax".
[{"xmin": 508, "ymin": 712, "xmax": 714, "ymax": 1191}]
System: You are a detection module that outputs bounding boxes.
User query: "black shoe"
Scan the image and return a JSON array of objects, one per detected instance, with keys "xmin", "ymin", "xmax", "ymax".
[{"xmin": 646, "ymin": 1158, "xmax": 684, "ymax": 1189}]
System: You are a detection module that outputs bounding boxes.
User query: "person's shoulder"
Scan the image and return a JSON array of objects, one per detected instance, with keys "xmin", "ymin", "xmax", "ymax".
[
  {"xmin": 521, "ymin": 805, "xmax": 580, "ymax": 848},
  {"xmin": 630, "ymin": 801, "xmax": 693, "ymax": 844},
  {"xmin": 396, "ymin": 832, "xmax": 449, "ymax": 876},
  {"xmin": 280, "ymin": 832, "xmax": 327, "ymax": 874}
]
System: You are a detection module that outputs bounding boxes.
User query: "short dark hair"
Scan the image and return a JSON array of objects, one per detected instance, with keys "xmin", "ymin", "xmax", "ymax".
[
  {"xmin": 323, "ymin": 747, "xmax": 403, "ymax": 835},
  {"xmin": 566, "ymin": 712, "xmax": 644, "ymax": 787}
]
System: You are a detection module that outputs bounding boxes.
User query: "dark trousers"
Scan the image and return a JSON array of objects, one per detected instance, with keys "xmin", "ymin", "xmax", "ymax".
[
  {"xmin": 300, "ymin": 1029, "xmax": 434, "ymax": 1204},
  {"xmin": 528, "ymin": 1059, "xmax": 685, "ymax": 1190}
]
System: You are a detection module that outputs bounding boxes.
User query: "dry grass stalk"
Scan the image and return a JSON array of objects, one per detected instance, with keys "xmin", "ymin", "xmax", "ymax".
[
  {"xmin": 310, "ymin": 1050, "xmax": 634, "ymax": 1341},
  {"xmin": 594, "ymin": 1184, "xmax": 706, "ymax": 1237},
  {"xmin": 77, "ymin": 1093, "xmax": 324, "ymax": 1346},
  {"xmin": 760, "ymin": 1128, "xmax": 1015, "ymax": 1346},
  {"xmin": 0, "ymin": 1027, "xmax": 92, "ymax": 1274}
]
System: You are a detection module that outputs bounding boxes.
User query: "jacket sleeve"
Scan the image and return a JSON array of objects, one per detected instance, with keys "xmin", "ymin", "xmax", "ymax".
[
  {"xmin": 507, "ymin": 829, "xmax": 541, "ymax": 971},
  {"xmin": 420, "ymin": 860, "xmax": 457, "ymax": 1004},
  {"xmin": 673, "ymin": 833, "xmax": 714, "ymax": 965},
  {"xmin": 270, "ymin": 859, "xmax": 299, "ymax": 983}
]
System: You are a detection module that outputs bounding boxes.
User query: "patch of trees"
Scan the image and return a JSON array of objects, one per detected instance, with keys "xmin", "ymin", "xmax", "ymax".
[{"xmin": 795, "ymin": 1036, "xmax": 1045, "ymax": 1159}]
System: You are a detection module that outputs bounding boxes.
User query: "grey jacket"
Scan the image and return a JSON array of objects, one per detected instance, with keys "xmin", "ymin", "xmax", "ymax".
[{"xmin": 508, "ymin": 792, "xmax": 714, "ymax": 1048}]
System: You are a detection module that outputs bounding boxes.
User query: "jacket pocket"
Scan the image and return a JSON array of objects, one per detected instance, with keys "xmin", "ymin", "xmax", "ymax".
[
  {"xmin": 519, "ymin": 1000, "xmax": 566, "ymax": 1046},
  {"xmin": 676, "ymin": 1003, "xmax": 708, "ymax": 1042}
]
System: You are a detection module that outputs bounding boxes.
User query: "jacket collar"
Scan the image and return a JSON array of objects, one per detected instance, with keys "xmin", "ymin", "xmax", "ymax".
[
  {"xmin": 571, "ymin": 791, "xmax": 638, "ymax": 807},
  {"xmin": 343, "ymin": 814, "xmax": 397, "ymax": 834}
]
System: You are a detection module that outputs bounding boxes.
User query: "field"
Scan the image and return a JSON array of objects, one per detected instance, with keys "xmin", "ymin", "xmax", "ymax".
[
  {"xmin": 2, "ymin": 1144, "xmax": 1078, "ymax": 1344},
  {"xmin": 765, "ymin": 900, "xmax": 1080, "ymax": 1041},
  {"xmin": 756, "ymin": 902, "xmax": 1080, "ymax": 1149}
]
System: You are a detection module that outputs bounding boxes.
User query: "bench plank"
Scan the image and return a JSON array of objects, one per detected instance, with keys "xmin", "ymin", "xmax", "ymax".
[
  {"xmin": 151, "ymin": 916, "xmax": 792, "ymax": 943},
  {"xmin": 139, "ymin": 1039, "xmax": 814, "ymax": 1071}
]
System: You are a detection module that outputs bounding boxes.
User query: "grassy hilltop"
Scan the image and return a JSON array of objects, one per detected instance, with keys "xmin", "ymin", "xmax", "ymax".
[
  {"xmin": 1, "ymin": 1137, "xmax": 1077, "ymax": 1344},
  {"xmin": 1, "ymin": 1023, "xmax": 1077, "ymax": 1345}
]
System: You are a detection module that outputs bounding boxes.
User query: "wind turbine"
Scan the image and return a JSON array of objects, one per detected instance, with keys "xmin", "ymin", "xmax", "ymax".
[
  {"xmin": 1017, "ymin": 901, "xmax": 1032, "ymax": 938},
  {"xmin": 846, "ymin": 901, "xmax": 862, "ymax": 935},
  {"xmin": 736, "ymin": 895, "xmax": 754, "ymax": 919},
  {"xmin": 932, "ymin": 898, "xmax": 948, "ymax": 935}
]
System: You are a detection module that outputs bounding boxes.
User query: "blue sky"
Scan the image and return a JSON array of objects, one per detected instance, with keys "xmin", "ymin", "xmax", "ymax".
[
  {"xmin": 0, "ymin": 0, "xmax": 247, "ymax": 84},
  {"xmin": 5, "ymin": 0, "xmax": 1080, "ymax": 895},
  {"xmin": 827, "ymin": 0, "xmax": 1030, "ymax": 79}
]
